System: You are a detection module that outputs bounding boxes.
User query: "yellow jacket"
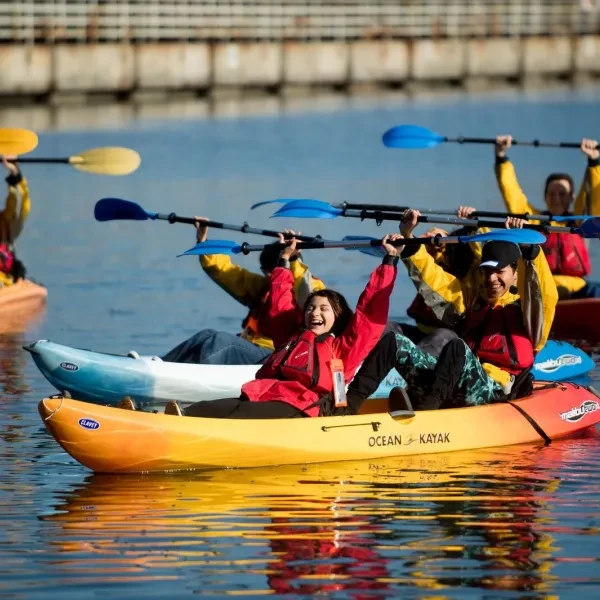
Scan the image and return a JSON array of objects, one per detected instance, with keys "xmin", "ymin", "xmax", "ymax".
[
  {"xmin": 0, "ymin": 174, "xmax": 30, "ymax": 287},
  {"xmin": 199, "ymin": 253, "xmax": 325, "ymax": 350},
  {"xmin": 495, "ymin": 158, "xmax": 600, "ymax": 294},
  {"xmin": 403, "ymin": 244, "xmax": 558, "ymax": 389}
]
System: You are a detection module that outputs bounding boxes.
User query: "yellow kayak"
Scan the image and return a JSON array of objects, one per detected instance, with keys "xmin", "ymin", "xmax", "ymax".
[{"xmin": 39, "ymin": 382, "xmax": 600, "ymax": 474}]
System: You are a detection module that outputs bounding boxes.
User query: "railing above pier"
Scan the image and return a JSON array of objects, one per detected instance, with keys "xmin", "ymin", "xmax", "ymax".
[{"xmin": 1, "ymin": 1, "xmax": 599, "ymax": 44}]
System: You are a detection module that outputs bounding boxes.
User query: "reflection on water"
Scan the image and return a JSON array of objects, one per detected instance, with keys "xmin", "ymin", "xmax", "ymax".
[{"xmin": 19, "ymin": 437, "xmax": 595, "ymax": 596}]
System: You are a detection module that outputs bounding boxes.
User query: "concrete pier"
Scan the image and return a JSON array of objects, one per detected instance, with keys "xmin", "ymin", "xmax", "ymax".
[{"xmin": 0, "ymin": 36, "xmax": 599, "ymax": 102}]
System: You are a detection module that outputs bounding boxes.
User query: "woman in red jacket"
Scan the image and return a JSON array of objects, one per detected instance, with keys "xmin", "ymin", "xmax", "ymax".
[{"xmin": 162, "ymin": 233, "xmax": 401, "ymax": 419}]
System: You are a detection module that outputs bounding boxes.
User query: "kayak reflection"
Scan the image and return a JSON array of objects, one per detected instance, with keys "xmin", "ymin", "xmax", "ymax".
[{"xmin": 39, "ymin": 436, "xmax": 599, "ymax": 595}]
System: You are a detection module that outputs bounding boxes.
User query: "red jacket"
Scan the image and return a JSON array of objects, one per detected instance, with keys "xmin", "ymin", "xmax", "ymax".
[
  {"xmin": 462, "ymin": 300, "xmax": 534, "ymax": 375},
  {"xmin": 544, "ymin": 231, "xmax": 591, "ymax": 277},
  {"xmin": 241, "ymin": 261, "xmax": 397, "ymax": 416}
]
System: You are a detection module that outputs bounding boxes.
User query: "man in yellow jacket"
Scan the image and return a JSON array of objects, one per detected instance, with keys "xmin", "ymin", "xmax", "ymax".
[
  {"xmin": 158, "ymin": 218, "xmax": 325, "ymax": 364},
  {"xmin": 345, "ymin": 209, "xmax": 557, "ymax": 412},
  {"xmin": 495, "ymin": 135, "xmax": 600, "ymax": 298},
  {"xmin": 0, "ymin": 156, "xmax": 30, "ymax": 287}
]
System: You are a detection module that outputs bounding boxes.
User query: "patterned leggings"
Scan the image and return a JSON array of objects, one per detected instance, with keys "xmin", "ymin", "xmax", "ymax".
[{"xmin": 347, "ymin": 332, "xmax": 503, "ymax": 411}]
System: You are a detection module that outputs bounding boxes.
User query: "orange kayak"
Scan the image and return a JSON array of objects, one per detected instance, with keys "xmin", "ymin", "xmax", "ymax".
[
  {"xmin": 0, "ymin": 279, "xmax": 47, "ymax": 333},
  {"xmin": 39, "ymin": 383, "xmax": 600, "ymax": 474},
  {"xmin": 551, "ymin": 298, "xmax": 600, "ymax": 343}
]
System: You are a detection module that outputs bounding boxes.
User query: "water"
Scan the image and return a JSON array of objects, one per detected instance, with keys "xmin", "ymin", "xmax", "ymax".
[{"xmin": 2, "ymin": 86, "xmax": 600, "ymax": 598}]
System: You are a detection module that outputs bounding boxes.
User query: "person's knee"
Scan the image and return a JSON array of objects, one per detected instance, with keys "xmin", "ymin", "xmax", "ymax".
[{"xmin": 440, "ymin": 337, "xmax": 467, "ymax": 362}]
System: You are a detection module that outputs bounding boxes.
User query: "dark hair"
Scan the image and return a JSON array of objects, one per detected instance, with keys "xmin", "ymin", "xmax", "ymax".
[
  {"xmin": 259, "ymin": 243, "xmax": 282, "ymax": 274},
  {"xmin": 544, "ymin": 173, "xmax": 574, "ymax": 198},
  {"xmin": 303, "ymin": 289, "xmax": 353, "ymax": 337},
  {"xmin": 442, "ymin": 227, "xmax": 475, "ymax": 279}
]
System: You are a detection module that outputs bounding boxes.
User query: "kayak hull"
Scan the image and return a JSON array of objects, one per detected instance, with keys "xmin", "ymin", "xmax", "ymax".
[
  {"xmin": 39, "ymin": 383, "xmax": 600, "ymax": 473},
  {"xmin": 25, "ymin": 340, "xmax": 402, "ymax": 406},
  {"xmin": 552, "ymin": 298, "xmax": 600, "ymax": 343},
  {"xmin": 26, "ymin": 339, "xmax": 593, "ymax": 407},
  {"xmin": 0, "ymin": 280, "xmax": 47, "ymax": 333}
]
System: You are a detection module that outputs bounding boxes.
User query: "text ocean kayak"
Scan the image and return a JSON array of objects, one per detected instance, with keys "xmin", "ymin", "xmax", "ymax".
[
  {"xmin": 25, "ymin": 339, "xmax": 594, "ymax": 407},
  {"xmin": 39, "ymin": 383, "xmax": 600, "ymax": 473}
]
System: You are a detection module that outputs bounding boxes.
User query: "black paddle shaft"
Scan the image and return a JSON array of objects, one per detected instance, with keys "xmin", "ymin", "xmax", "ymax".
[
  {"xmin": 343, "ymin": 209, "xmax": 569, "ymax": 233},
  {"xmin": 446, "ymin": 136, "xmax": 597, "ymax": 149},
  {"xmin": 9, "ymin": 157, "xmax": 70, "ymax": 164},
  {"xmin": 157, "ymin": 212, "xmax": 320, "ymax": 242},
  {"xmin": 238, "ymin": 236, "xmax": 450, "ymax": 255},
  {"xmin": 341, "ymin": 203, "xmax": 560, "ymax": 223}
]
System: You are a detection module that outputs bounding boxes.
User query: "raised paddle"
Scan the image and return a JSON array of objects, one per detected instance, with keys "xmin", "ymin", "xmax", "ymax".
[
  {"xmin": 94, "ymin": 198, "xmax": 321, "ymax": 242},
  {"xmin": 251, "ymin": 198, "xmax": 592, "ymax": 223},
  {"xmin": 270, "ymin": 199, "xmax": 600, "ymax": 238},
  {"xmin": 10, "ymin": 147, "xmax": 141, "ymax": 176},
  {"xmin": 0, "ymin": 128, "xmax": 38, "ymax": 156},
  {"xmin": 382, "ymin": 124, "xmax": 600, "ymax": 150},
  {"xmin": 178, "ymin": 229, "xmax": 546, "ymax": 258}
]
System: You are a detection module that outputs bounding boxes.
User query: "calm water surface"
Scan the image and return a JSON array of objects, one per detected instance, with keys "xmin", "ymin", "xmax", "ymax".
[{"xmin": 1, "ymin": 87, "xmax": 600, "ymax": 598}]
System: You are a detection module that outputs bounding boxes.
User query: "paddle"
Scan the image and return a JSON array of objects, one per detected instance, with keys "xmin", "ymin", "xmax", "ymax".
[
  {"xmin": 252, "ymin": 198, "xmax": 592, "ymax": 223},
  {"xmin": 11, "ymin": 147, "xmax": 141, "ymax": 176},
  {"xmin": 179, "ymin": 229, "xmax": 546, "ymax": 258},
  {"xmin": 271, "ymin": 199, "xmax": 600, "ymax": 238},
  {"xmin": 382, "ymin": 124, "xmax": 600, "ymax": 150},
  {"xmin": 94, "ymin": 198, "xmax": 321, "ymax": 242},
  {"xmin": 0, "ymin": 128, "xmax": 38, "ymax": 156}
]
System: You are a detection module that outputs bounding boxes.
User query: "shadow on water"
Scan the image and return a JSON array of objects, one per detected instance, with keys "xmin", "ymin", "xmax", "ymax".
[{"xmin": 27, "ymin": 434, "xmax": 600, "ymax": 597}]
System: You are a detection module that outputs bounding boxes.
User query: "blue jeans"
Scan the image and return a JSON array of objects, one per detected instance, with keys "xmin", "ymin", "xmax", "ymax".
[
  {"xmin": 571, "ymin": 280, "xmax": 600, "ymax": 299},
  {"xmin": 161, "ymin": 329, "xmax": 272, "ymax": 365}
]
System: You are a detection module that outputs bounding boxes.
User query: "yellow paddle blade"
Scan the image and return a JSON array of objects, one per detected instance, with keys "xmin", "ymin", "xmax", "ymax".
[
  {"xmin": 68, "ymin": 147, "xmax": 141, "ymax": 176},
  {"xmin": 0, "ymin": 128, "xmax": 38, "ymax": 156}
]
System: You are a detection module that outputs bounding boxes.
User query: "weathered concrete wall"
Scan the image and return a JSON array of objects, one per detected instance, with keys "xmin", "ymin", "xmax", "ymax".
[
  {"xmin": 523, "ymin": 36, "xmax": 573, "ymax": 76},
  {"xmin": 411, "ymin": 40, "xmax": 466, "ymax": 80},
  {"xmin": 54, "ymin": 44, "xmax": 135, "ymax": 92},
  {"xmin": 283, "ymin": 42, "xmax": 349, "ymax": 85},
  {"xmin": 574, "ymin": 36, "xmax": 600, "ymax": 75},
  {"xmin": 136, "ymin": 43, "xmax": 210, "ymax": 90},
  {"xmin": 0, "ymin": 45, "xmax": 52, "ymax": 95},
  {"xmin": 0, "ymin": 37, "xmax": 599, "ymax": 100},
  {"xmin": 213, "ymin": 43, "xmax": 281, "ymax": 86},
  {"xmin": 467, "ymin": 38, "xmax": 521, "ymax": 78},
  {"xmin": 350, "ymin": 41, "xmax": 409, "ymax": 83}
]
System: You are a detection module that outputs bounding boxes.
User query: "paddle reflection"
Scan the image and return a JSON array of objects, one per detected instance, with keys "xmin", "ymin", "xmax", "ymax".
[{"xmin": 38, "ymin": 438, "xmax": 600, "ymax": 594}]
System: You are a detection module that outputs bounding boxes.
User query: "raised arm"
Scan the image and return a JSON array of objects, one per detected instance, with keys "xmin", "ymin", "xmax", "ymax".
[
  {"xmin": 494, "ymin": 135, "xmax": 539, "ymax": 217},
  {"xmin": 193, "ymin": 217, "xmax": 266, "ymax": 306},
  {"xmin": 0, "ymin": 158, "xmax": 30, "ymax": 244},
  {"xmin": 335, "ymin": 235, "xmax": 399, "ymax": 380},
  {"xmin": 573, "ymin": 137, "xmax": 600, "ymax": 218}
]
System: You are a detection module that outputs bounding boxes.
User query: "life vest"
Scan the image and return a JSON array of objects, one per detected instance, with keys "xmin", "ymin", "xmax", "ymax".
[
  {"xmin": 255, "ymin": 329, "xmax": 335, "ymax": 393},
  {"xmin": 240, "ymin": 289, "xmax": 269, "ymax": 341},
  {"xmin": 543, "ymin": 231, "xmax": 591, "ymax": 277},
  {"xmin": 461, "ymin": 300, "xmax": 534, "ymax": 375},
  {"xmin": 0, "ymin": 243, "xmax": 14, "ymax": 275},
  {"xmin": 406, "ymin": 294, "xmax": 446, "ymax": 329},
  {"xmin": 241, "ymin": 329, "xmax": 340, "ymax": 416}
]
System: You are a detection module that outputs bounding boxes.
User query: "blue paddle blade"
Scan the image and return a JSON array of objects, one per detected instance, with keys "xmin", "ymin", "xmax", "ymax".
[
  {"xmin": 575, "ymin": 217, "xmax": 600, "ymax": 238},
  {"xmin": 382, "ymin": 125, "xmax": 446, "ymax": 149},
  {"xmin": 462, "ymin": 229, "xmax": 546, "ymax": 245},
  {"xmin": 177, "ymin": 240, "xmax": 242, "ymax": 257},
  {"xmin": 272, "ymin": 199, "xmax": 343, "ymax": 219},
  {"xmin": 341, "ymin": 235, "xmax": 387, "ymax": 258},
  {"xmin": 251, "ymin": 198, "xmax": 318, "ymax": 211},
  {"xmin": 532, "ymin": 340, "xmax": 594, "ymax": 381},
  {"xmin": 94, "ymin": 198, "xmax": 157, "ymax": 222}
]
